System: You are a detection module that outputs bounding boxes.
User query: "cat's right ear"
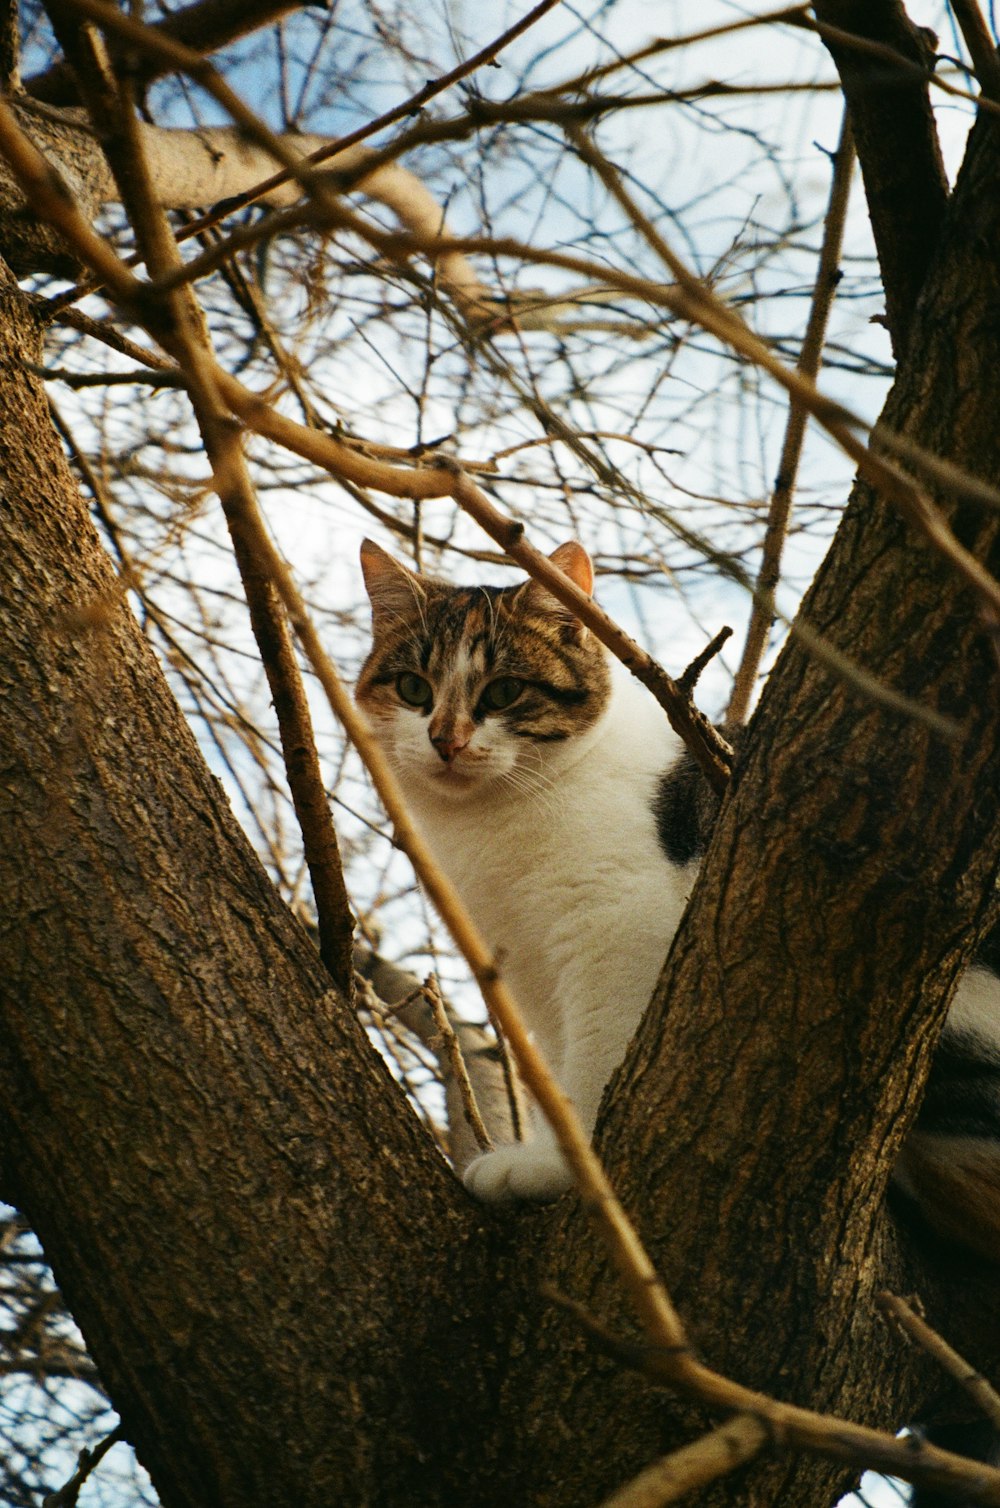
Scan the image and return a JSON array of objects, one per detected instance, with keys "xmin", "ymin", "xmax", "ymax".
[
  {"xmin": 517, "ymin": 541, "xmax": 595, "ymax": 643},
  {"xmin": 359, "ymin": 540, "xmax": 426, "ymax": 631}
]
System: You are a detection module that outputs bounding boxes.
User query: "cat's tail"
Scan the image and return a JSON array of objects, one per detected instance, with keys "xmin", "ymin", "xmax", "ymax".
[{"xmin": 894, "ymin": 963, "xmax": 1000, "ymax": 1265}]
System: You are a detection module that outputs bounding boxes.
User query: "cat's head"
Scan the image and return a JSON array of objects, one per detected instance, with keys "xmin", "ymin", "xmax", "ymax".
[{"xmin": 356, "ymin": 540, "xmax": 611, "ymax": 801}]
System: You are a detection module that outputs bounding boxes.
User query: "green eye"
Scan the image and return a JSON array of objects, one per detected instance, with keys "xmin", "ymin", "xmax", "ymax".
[
  {"xmin": 480, "ymin": 677, "xmax": 524, "ymax": 712},
  {"xmin": 396, "ymin": 672, "xmax": 433, "ymax": 708}
]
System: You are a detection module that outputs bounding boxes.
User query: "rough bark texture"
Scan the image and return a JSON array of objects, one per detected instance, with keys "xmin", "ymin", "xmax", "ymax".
[
  {"xmin": 492, "ymin": 103, "xmax": 1000, "ymax": 1508},
  {"xmin": 814, "ymin": 0, "xmax": 949, "ymax": 355},
  {"xmin": 0, "ymin": 265, "xmax": 511, "ymax": 1508}
]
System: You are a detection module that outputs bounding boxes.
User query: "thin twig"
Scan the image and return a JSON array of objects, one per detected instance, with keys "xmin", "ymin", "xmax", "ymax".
[
  {"xmin": 424, "ymin": 975, "xmax": 493, "ymax": 1153},
  {"xmin": 876, "ymin": 1292, "xmax": 1000, "ymax": 1432},
  {"xmin": 546, "ymin": 1290, "xmax": 1000, "ymax": 1504},
  {"xmin": 42, "ymin": 1423, "xmax": 125, "ymax": 1508},
  {"xmin": 355, "ymin": 945, "xmax": 525, "ymax": 1152},
  {"xmin": 47, "ymin": 307, "xmax": 178, "ymax": 370},
  {"xmin": 596, "ymin": 1415, "xmax": 767, "ymax": 1508},
  {"xmin": 727, "ymin": 106, "xmax": 855, "ymax": 724},
  {"xmin": 32, "ymin": 361, "xmax": 188, "ymax": 388},
  {"xmin": 677, "ymin": 626, "xmax": 732, "ymax": 697}
]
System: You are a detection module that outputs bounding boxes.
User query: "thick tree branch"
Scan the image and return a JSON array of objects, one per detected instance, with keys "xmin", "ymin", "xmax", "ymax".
[
  {"xmin": 951, "ymin": 0, "xmax": 1000, "ymax": 103},
  {"xmin": 812, "ymin": 0, "xmax": 950, "ymax": 357},
  {"xmin": 27, "ymin": 0, "xmax": 306, "ymax": 104},
  {"xmin": 0, "ymin": 252, "xmax": 497, "ymax": 1507}
]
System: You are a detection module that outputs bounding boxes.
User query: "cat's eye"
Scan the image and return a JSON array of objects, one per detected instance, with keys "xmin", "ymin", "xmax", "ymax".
[
  {"xmin": 396, "ymin": 672, "xmax": 433, "ymax": 708},
  {"xmin": 480, "ymin": 677, "xmax": 524, "ymax": 712}
]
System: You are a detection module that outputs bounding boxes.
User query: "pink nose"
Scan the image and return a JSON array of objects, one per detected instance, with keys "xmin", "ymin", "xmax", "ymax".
[{"xmin": 431, "ymin": 733, "xmax": 469, "ymax": 764}]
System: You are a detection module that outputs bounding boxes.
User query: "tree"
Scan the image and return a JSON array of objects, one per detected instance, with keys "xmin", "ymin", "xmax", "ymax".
[{"xmin": 0, "ymin": 1, "xmax": 999, "ymax": 1505}]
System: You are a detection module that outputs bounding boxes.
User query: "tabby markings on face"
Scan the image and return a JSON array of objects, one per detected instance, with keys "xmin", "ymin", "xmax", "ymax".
[{"xmin": 356, "ymin": 541, "xmax": 612, "ymax": 797}]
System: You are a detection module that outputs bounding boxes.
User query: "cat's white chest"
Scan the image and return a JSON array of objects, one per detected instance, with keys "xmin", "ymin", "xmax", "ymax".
[{"xmin": 401, "ymin": 667, "xmax": 695, "ymax": 1077}]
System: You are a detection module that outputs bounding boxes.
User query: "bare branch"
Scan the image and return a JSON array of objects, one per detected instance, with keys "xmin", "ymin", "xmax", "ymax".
[
  {"xmin": 811, "ymin": 0, "xmax": 949, "ymax": 356},
  {"xmin": 950, "ymin": 0, "xmax": 1000, "ymax": 103},
  {"xmin": 423, "ymin": 976, "xmax": 493, "ymax": 1155},
  {"xmin": 597, "ymin": 1416, "xmax": 768, "ymax": 1508},
  {"xmin": 354, "ymin": 945, "xmax": 524, "ymax": 1160},
  {"xmin": 728, "ymin": 107, "xmax": 855, "ymax": 724},
  {"xmin": 877, "ymin": 1292, "xmax": 1000, "ymax": 1433},
  {"xmin": 28, "ymin": 0, "xmax": 305, "ymax": 104},
  {"xmin": 548, "ymin": 1292, "xmax": 1000, "ymax": 1505},
  {"xmin": 677, "ymin": 627, "xmax": 732, "ymax": 697},
  {"xmin": 42, "ymin": 1424, "xmax": 125, "ymax": 1508}
]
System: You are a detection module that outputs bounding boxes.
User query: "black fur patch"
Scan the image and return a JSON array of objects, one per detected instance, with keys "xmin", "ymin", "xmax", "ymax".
[
  {"xmin": 917, "ymin": 1026, "xmax": 1000, "ymax": 1138},
  {"xmin": 651, "ymin": 725, "xmax": 739, "ymax": 866},
  {"xmin": 976, "ymin": 915, "xmax": 1000, "ymax": 975}
]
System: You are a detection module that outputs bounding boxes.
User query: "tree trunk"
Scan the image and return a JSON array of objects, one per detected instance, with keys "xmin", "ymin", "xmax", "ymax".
[
  {"xmin": 497, "ymin": 103, "xmax": 1000, "ymax": 1508},
  {"xmin": 0, "ymin": 262, "xmax": 509, "ymax": 1507}
]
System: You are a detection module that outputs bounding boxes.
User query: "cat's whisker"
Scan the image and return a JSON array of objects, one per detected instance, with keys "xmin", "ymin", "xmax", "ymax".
[{"xmin": 492, "ymin": 764, "xmax": 561, "ymax": 815}]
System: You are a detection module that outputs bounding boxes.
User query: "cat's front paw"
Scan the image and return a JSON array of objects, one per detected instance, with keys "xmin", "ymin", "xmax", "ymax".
[{"xmin": 463, "ymin": 1143, "xmax": 573, "ymax": 1203}]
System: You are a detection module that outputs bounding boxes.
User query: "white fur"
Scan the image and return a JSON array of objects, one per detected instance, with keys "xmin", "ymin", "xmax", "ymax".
[
  {"xmin": 379, "ymin": 659, "xmax": 697, "ymax": 1202},
  {"xmin": 945, "ymin": 965, "xmax": 1000, "ymax": 1047}
]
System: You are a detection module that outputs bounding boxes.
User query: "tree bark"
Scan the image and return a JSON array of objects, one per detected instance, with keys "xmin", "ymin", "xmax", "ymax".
[
  {"xmin": 814, "ymin": 0, "xmax": 949, "ymax": 356},
  {"xmin": 496, "ymin": 101, "xmax": 1000, "ymax": 1508},
  {"xmin": 0, "ymin": 263, "xmax": 510, "ymax": 1508}
]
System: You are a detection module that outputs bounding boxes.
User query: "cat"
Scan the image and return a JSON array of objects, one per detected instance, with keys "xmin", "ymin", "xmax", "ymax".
[
  {"xmin": 356, "ymin": 536, "xmax": 702, "ymax": 1200},
  {"xmin": 356, "ymin": 537, "xmax": 1000, "ymax": 1237}
]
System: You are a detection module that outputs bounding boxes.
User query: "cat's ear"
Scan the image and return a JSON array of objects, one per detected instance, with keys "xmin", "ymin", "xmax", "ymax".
[
  {"xmin": 547, "ymin": 540, "xmax": 594, "ymax": 596},
  {"xmin": 518, "ymin": 541, "xmax": 594, "ymax": 641},
  {"xmin": 360, "ymin": 539, "xmax": 426, "ymax": 631}
]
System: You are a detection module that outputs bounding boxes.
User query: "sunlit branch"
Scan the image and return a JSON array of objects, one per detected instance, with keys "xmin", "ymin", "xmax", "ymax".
[
  {"xmin": 1, "ymin": 20, "xmax": 979, "ymax": 745},
  {"xmin": 877, "ymin": 1292, "xmax": 1000, "ymax": 1432},
  {"xmin": 596, "ymin": 1415, "xmax": 768, "ymax": 1508},
  {"xmin": 40, "ymin": 9, "xmax": 357, "ymax": 992},
  {"xmin": 564, "ymin": 128, "xmax": 1000, "ymax": 630},
  {"xmin": 727, "ymin": 107, "xmax": 855, "ymax": 725},
  {"xmin": 35, "ymin": 0, "xmax": 567, "ymax": 321},
  {"xmin": 950, "ymin": 0, "xmax": 1000, "ymax": 103},
  {"xmin": 548, "ymin": 1290, "xmax": 1000, "ymax": 1505},
  {"xmin": 29, "ymin": 0, "xmax": 303, "ymax": 103}
]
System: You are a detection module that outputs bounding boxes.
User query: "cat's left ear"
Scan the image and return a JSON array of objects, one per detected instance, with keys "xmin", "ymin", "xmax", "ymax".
[
  {"xmin": 518, "ymin": 541, "xmax": 594, "ymax": 642},
  {"xmin": 360, "ymin": 539, "xmax": 427, "ymax": 631}
]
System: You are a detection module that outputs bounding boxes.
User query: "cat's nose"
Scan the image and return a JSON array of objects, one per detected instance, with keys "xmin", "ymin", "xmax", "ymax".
[{"xmin": 431, "ymin": 732, "xmax": 470, "ymax": 763}]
